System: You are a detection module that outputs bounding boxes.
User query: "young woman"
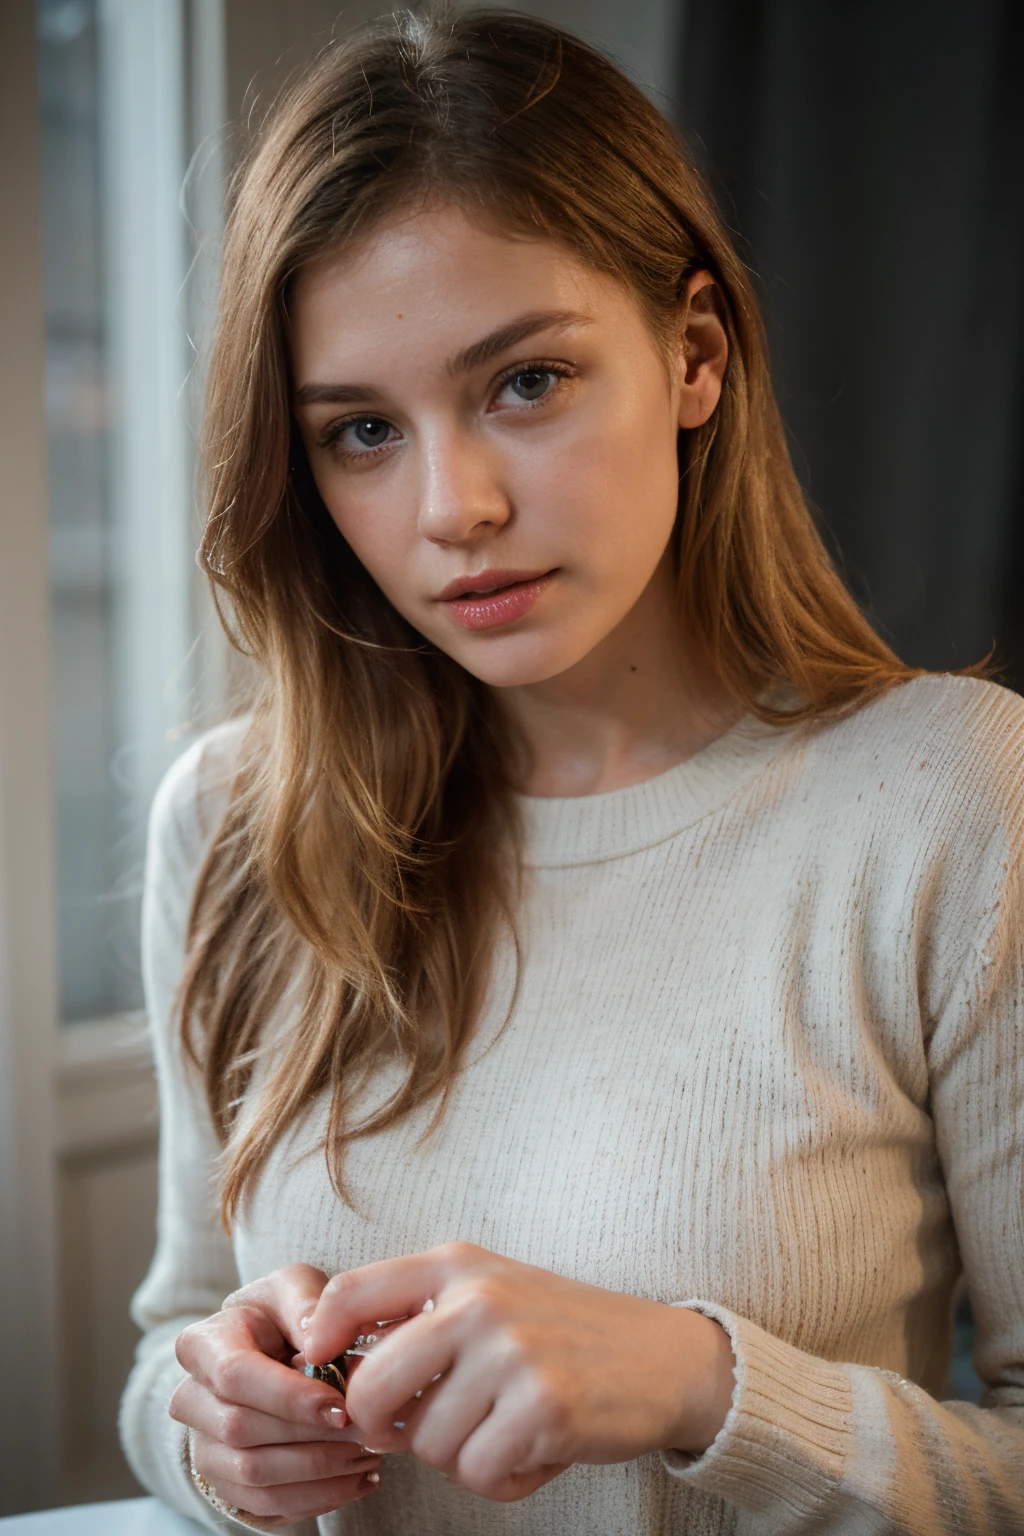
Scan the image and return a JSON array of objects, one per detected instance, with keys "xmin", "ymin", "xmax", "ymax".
[{"xmin": 119, "ymin": 9, "xmax": 1024, "ymax": 1533}]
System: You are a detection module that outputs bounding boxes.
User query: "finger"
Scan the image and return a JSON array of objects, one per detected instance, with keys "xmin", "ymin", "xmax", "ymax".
[
  {"xmin": 343, "ymin": 1310, "xmax": 454, "ymax": 1443},
  {"xmin": 197, "ymin": 1430, "xmax": 382, "ymax": 1491},
  {"xmin": 455, "ymin": 1392, "xmax": 568, "ymax": 1501},
  {"xmin": 222, "ymin": 1264, "xmax": 330, "ymax": 1354},
  {"xmin": 169, "ymin": 1376, "xmax": 361, "ymax": 1449},
  {"xmin": 176, "ymin": 1312, "xmax": 352, "ymax": 1433},
  {"xmin": 202, "ymin": 1467, "xmax": 380, "ymax": 1521},
  {"xmin": 305, "ymin": 1247, "xmax": 463, "ymax": 1363},
  {"xmin": 398, "ymin": 1355, "xmax": 497, "ymax": 1472}
]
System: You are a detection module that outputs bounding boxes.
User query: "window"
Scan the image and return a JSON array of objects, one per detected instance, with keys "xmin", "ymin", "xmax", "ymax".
[{"xmin": 38, "ymin": 0, "xmax": 225, "ymax": 1021}]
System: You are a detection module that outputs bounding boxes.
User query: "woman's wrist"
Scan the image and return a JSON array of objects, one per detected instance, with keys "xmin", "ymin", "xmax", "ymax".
[{"xmin": 662, "ymin": 1307, "xmax": 737, "ymax": 1457}]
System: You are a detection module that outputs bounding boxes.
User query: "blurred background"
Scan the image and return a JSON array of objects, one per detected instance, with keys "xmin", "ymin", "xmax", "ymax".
[{"xmin": 0, "ymin": 0, "xmax": 1020, "ymax": 1513}]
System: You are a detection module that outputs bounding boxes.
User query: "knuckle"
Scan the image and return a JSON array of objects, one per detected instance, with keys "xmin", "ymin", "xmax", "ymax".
[
  {"xmin": 220, "ymin": 1279, "xmax": 260, "ymax": 1310},
  {"xmin": 276, "ymin": 1261, "xmax": 327, "ymax": 1289},
  {"xmin": 167, "ymin": 1383, "xmax": 189, "ymax": 1424},
  {"xmin": 217, "ymin": 1403, "xmax": 250, "ymax": 1449},
  {"xmin": 455, "ymin": 1279, "xmax": 504, "ymax": 1328},
  {"xmin": 437, "ymin": 1239, "xmax": 480, "ymax": 1269},
  {"xmin": 456, "ymin": 1455, "xmax": 502, "ymax": 1500},
  {"xmin": 457, "ymin": 1433, "xmax": 521, "ymax": 1496},
  {"xmin": 527, "ymin": 1372, "xmax": 568, "ymax": 1431},
  {"xmin": 407, "ymin": 1431, "xmax": 446, "ymax": 1472},
  {"xmin": 323, "ymin": 1267, "xmax": 359, "ymax": 1306},
  {"xmin": 173, "ymin": 1322, "xmax": 203, "ymax": 1370},
  {"xmin": 231, "ymin": 1446, "xmax": 266, "ymax": 1487},
  {"xmin": 493, "ymin": 1322, "xmax": 529, "ymax": 1370},
  {"xmin": 212, "ymin": 1348, "xmax": 246, "ymax": 1401}
]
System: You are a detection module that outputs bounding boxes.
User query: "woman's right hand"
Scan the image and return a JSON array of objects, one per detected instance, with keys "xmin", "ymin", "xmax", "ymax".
[{"xmin": 170, "ymin": 1264, "xmax": 382, "ymax": 1524}]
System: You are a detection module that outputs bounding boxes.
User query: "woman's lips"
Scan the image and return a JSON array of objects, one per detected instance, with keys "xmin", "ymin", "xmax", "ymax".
[{"xmin": 440, "ymin": 571, "xmax": 557, "ymax": 631}]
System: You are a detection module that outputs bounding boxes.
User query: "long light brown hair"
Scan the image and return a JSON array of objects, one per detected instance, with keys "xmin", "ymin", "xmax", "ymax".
[{"xmin": 184, "ymin": 6, "xmax": 918, "ymax": 1218}]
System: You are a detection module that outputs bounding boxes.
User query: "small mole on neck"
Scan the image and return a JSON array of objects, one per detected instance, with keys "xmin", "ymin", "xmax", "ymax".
[{"xmin": 629, "ymin": 664, "xmax": 638, "ymax": 673}]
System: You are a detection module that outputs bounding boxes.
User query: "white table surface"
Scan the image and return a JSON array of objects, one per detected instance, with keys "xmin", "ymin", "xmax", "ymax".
[{"xmin": 0, "ymin": 1499, "xmax": 206, "ymax": 1533}]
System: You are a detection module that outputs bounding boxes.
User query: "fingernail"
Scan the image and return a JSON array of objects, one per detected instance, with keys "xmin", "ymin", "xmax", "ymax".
[
  {"xmin": 321, "ymin": 1404, "xmax": 347, "ymax": 1428},
  {"xmin": 299, "ymin": 1313, "xmax": 313, "ymax": 1331},
  {"xmin": 362, "ymin": 1470, "xmax": 380, "ymax": 1489},
  {"xmin": 392, "ymin": 1420, "xmax": 405, "ymax": 1430},
  {"xmin": 422, "ymin": 1298, "xmax": 435, "ymax": 1312},
  {"xmin": 364, "ymin": 1446, "xmax": 386, "ymax": 1455}
]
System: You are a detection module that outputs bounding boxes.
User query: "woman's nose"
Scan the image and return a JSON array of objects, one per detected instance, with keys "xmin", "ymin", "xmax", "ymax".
[{"xmin": 416, "ymin": 430, "xmax": 512, "ymax": 544}]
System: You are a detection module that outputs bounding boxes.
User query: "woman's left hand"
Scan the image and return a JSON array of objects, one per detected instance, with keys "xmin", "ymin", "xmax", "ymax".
[{"xmin": 301, "ymin": 1242, "xmax": 736, "ymax": 1503}]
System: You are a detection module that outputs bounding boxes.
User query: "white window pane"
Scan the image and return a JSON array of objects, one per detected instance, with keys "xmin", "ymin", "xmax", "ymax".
[{"xmin": 38, "ymin": 0, "xmax": 219, "ymax": 1021}]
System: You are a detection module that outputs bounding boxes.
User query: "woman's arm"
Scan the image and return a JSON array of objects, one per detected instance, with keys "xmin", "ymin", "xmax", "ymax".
[
  {"xmin": 659, "ymin": 718, "xmax": 1024, "ymax": 1531},
  {"xmin": 121, "ymin": 732, "xmax": 378, "ymax": 1531},
  {"xmin": 118, "ymin": 732, "xmax": 263, "ymax": 1531},
  {"xmin": 119, "ymin": 732, "xmax": 319, "ymax": 1531}
]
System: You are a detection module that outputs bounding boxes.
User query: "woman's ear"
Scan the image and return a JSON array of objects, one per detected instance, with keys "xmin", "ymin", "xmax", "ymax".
[{"xmin": 675, "ymin": 269, "xmax": 728, "ymax": 430}]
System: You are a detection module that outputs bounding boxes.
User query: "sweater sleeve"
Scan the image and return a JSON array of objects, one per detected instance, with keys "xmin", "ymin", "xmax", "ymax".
[
  {"xmin": 117, "ymin": 728, "xmax": 316, "ymax": 1536},
  {"xmin": 660, "ymin": 693, "xmax": 1024, "ymax": 1533}
]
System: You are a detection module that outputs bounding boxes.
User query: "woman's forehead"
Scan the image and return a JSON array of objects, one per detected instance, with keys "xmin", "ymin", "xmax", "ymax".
[
  {"xmin": 295, "ymin": 203, "xmax": 594, "ymax": 313},
  {"xmin": 289, "ymin": 205, "xmax": 641, "ymax": 384}
]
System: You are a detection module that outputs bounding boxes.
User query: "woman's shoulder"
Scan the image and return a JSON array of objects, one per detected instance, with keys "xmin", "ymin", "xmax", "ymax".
[
  {"xmin": 147, "ymin": 716, "xmax": 250, "ymax": 878},
  {"xmin": 835, "ymin": 671, "xmax": 1024, "ymax": 753},
  {"xmin": 808, "ymin": 673, "xmax": 1024, "ymax": 840}
]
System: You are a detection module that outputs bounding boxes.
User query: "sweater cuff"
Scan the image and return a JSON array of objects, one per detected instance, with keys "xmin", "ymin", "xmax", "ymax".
[
  {"xmin": 180, "ymin": 1424, "xmax": 314, "ymax": 1535},
  {"xmin": 661, "ymin": 1300, "xmax": 852, "ymax": 1516}
]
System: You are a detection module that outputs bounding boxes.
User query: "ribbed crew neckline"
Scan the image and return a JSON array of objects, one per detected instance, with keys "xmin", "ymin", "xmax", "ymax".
[{"xmin": 518, "ymin": 713, "xmax": 793, "ymax": 867}]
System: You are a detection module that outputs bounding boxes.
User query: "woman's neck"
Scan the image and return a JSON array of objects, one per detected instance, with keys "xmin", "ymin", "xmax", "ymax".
[{"xmin": 498, "ymin": 559, "xmax": 741, "ymax": 798}]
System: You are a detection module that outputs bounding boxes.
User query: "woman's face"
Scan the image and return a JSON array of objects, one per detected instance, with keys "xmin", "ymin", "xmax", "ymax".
[{"xmin": 291, "ymin": 203, "xmax": 723, "ymax": 689}]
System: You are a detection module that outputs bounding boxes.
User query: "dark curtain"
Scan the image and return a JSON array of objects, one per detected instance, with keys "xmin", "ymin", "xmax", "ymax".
[{"xmin": 677, "ymin": 0, "xmax": 1024, "ymax": 679}]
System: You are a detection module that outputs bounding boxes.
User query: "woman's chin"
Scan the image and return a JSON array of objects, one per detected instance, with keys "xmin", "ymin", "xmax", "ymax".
[{"xmin": 442, "ymin": 631, "xmax": 591, "ymax": 691}]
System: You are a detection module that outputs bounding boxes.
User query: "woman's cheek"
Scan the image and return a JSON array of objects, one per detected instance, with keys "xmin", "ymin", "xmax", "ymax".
[{"xmin": 322, "ymin": 486, "xmax": 413, "ymax": 595}]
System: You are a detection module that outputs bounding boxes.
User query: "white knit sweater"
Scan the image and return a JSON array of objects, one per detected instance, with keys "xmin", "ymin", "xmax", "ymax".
[{"xmin": 120, "ymin": 675, "xmax": 1024, "ymax": 1535}]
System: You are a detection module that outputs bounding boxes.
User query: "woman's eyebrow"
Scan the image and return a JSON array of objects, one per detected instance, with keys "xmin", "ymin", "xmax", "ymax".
[
  {"xmin": 294, "ymin": 309, "xmax": 591, "ymax": 408},
  {"xmin": 294, "ymin": 380, "xmax": 388, "ymax": 407},
  {"xmin": 447, "ymin": 309, "xmax": 591, "ymax": 375}
]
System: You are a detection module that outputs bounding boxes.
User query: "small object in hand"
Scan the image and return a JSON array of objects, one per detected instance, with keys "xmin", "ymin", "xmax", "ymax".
[
  {"xmin": 304, "ymin": 1356, "xmax": 349, "ymax": 1391},
  {"xmin": 302, "ymin": 1321, "xmax": 405, "ymax": 1392}
]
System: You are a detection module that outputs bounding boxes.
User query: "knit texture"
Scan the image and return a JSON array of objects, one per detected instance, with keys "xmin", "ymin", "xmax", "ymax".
[{"xmin": 119, "ymin": 675, "xmax": 1024, "ymax": 1534}]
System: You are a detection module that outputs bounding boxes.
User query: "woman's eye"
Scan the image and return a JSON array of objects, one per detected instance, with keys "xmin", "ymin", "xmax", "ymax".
[
  {"xmin": 346, "ymin": 417, "xmax": 392, "ymax": 449},
  {"xmin": 493, "ymin": 363, "xmax": 574, "ymax": 409},
  {"xmin": 318, "ymin": 415, "xmax": 397, "ymax": 457},
  {"xmin": 506, "ymin": 369, "xmax": 555, "ymax": 402}
]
